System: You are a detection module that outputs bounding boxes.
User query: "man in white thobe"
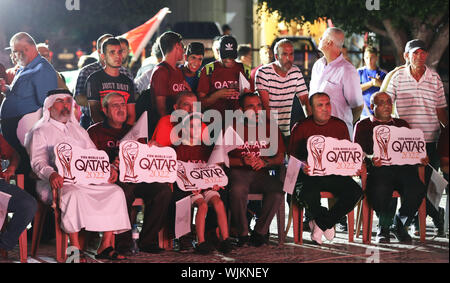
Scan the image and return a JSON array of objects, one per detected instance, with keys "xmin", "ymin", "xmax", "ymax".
[{"xmin": 25, "ymin": 88, "xmax": 130, "ymax": 261}]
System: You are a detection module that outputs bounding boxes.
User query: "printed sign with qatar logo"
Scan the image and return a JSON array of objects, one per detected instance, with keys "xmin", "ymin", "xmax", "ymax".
[
  {"xmin": 176, "ymin": 161, "xmax": 228, "ymax": 191},
  {"xmin": 119, "ymin": 141, "xmax": 178, "ymax": 183},
  {"xmin": 372, "ymin": 126, "xmax": 426, "ymax": 166},
  {"xmin": 307, "ymin": 135, "xmax": 363, "ymax": 176},
  {"xmin": 54, "ymin": 143, "xmax": 111, "ymax": 185}
]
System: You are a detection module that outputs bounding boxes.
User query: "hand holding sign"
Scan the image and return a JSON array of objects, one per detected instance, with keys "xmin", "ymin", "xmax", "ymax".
[
  {"xmin": 372, "ymin": 126, "xmax": 426, "ymax": 166},
  {"xmin": 176, "ymin": 161, "xmax": 228, "ymax": 191},
  {"xmin": 119, "ymin": 141, "xmax": 178, "ymax": 184},
  {"xmin": 54, "ymin": 143, "xmax": 111, "ymax": 185},
  {"xmin": 306, "ymin": 135, "xmax": 363, "ymax": 176}
]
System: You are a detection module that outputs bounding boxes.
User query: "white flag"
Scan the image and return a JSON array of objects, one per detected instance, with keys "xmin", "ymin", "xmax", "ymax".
[
  {"xmin": 239, "ymin": 72, "xmax": 250, "ymax": 94},
  {"xmin": 283, "ymin": 156, "xmax": 305, "ymax": 194},
  {"xmin": 120, "ymin": 111, "xmax": 148, "ymax": 142},
  {"xmin": 208, "ymin": 126, "xmax": 244, "ymax": 167},
  {"xmin": 17, "ymin": 108, "xmax": 43, "ymax": 146},
  {"xmin": 427, "ymin": 165, "xmax": 448, "ymax": 210},
  {"xmin": 175, "ymin": 196, "xmax": 191, "ymax": 239},
  {"xmin": 0, "ymin": 191, "xmax": 12, "ymax": 229}
]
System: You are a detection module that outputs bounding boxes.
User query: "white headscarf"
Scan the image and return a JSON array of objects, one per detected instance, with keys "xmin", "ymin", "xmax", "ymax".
[{"xmin": 24, "ymin": 89, "xmax": 78, "ymax": 149}]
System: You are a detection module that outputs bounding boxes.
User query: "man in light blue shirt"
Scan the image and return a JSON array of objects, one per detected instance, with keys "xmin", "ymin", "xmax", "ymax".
[
  {"xmin": 0, "ymin": 32, "xmax": 57, "ymax": 181},
  {"xmin": 309, "ymin": 27, "xmax": 364, "ymax": 137}
]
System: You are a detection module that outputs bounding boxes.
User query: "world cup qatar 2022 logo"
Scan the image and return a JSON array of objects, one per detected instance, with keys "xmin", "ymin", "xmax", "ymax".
[
  {"xmin": 121, "ymin": 141, "xmax": 139, "ymax": 182},
  {"xmin": 375, "ymin": 126, "xmax": 392, "ymax": 165},
  {"xmin": 309, "ymin": 136, "xmax": 326, "ymax": 176},
  {"xmin": 56, "ymin": 143, "xmax": 76, "ymax": 183},
  {"xmin": 176, "ymin": 161, "xmax": 196, "ymax": 190}
]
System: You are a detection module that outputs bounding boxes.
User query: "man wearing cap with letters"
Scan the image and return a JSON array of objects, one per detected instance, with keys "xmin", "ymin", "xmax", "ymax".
[
  {"xmin": 386, "ymin": 39, "xmax": 448, "ymax": 236},
  {"xmin": 197, "ymin": 35, "xmax": 253, "ymax": 121}
]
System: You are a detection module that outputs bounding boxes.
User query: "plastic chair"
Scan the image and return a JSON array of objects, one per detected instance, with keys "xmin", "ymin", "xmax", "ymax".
[
  {"xmin": 360, "ymin": 166, "xmax": 427, "ymax": 244},
  {"xmin": 292, "ymin": 192, "xmax": 355, "ymax": 245},
  {"xmin": 31, "ymin": 185, "xmax": 68, "ymax": 263},
  {"xmin": 0, "ymin": 174, "xmax": 28, "ymax": 263},
  {"xmin": 248, "ymin": 193, "xmax": 286, "ymax": 244}
]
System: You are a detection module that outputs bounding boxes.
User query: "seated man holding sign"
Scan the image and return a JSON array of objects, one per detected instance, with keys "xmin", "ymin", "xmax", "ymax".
[
  {"xmin": 354, "ymin": 91, "xmax": 428, "ymax": 243},
  {"xmin": 25, "ymin": 89, "xmax": 130, "ymax": 261},
  {"xmin": 289, "ymin": 92, "xmax": 363, "ymax": 245},
  {"xmin": 88, "ymin": 92, "xmax": 173, "ymax": 254},
  {"xmin": 228, "ymin": 92, "xmax": 285, "ymax": 247}
]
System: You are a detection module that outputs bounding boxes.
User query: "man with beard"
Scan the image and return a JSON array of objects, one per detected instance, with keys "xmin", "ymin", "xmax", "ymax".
[
  {"xmin": 255, "ymin": 39, "xmax": 311, "ymax": 143},
  {"xmin": 25, "ymin": 89, "xmax": 130, "ymax": 262},
  {"xmin": 85, "ymin": 37, "xmax": 136, "ymax": 126},
  {"xmin": 228, "ymin": 92, "xmax": 285, "ymax": 247},
  {"xmin": 0, "ymin": 32, "xmax": 57, "ymax": 194}
]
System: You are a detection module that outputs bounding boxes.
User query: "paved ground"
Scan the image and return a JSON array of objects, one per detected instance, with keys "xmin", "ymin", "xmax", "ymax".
[{"xmin": 1, "ymin": 194, "xmax": 448, "ymax": 264}]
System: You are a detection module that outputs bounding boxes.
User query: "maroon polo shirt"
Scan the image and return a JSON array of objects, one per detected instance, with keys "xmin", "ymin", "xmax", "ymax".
[
  {"xmin": 289, "ymin": 116, "xmax": 349, "ymax": 161},
  {"xmin": 353, "ymin": 116, "xmax": 410, "ymax": 155}
]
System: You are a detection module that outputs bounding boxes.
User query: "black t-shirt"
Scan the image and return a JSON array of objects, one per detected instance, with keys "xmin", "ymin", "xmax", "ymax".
[{"xmin": 85, "ymin": 69, "xmax": 135, "ymax": 111}]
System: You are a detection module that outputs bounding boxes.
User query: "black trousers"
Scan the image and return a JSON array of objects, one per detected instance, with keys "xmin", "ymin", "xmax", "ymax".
[
  {"xmin": 298, "ymin": 173, "xmax": 362, "ymax": 231},
  {"xmin": 116, "ymin": 182, "xmax": 173, "ymax": 248},
  {"xmin": 366, "ymin": 165, "xmax": 427, "ymax": 226}
]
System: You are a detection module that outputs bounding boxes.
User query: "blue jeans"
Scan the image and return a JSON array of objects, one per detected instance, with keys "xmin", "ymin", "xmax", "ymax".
[{"xmin": 0, "ymin": 180, "xmax": 37, "ymax": 251}]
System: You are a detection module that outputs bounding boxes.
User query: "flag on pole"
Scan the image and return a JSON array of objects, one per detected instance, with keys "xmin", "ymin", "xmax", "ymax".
[
  {"xmin": 121, "ymin": 7, "xmax": 171, "ymax": 65},
  {"xmin": 208, "ymin": 126, "xmax": 244, "ymax": 167},
  {"xmin": 121, "ymin": 111, "xmax": 148, "ymax": 142}
]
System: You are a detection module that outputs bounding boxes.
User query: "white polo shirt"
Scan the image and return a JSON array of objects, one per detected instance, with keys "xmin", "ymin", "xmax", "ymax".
[
  {"xmin": 309, "ymin": 54, "xmax": 363, "ymax": 137},
  {"xmin": 386, "ymin": 66, "xmax": 447, "ymax": 143}
]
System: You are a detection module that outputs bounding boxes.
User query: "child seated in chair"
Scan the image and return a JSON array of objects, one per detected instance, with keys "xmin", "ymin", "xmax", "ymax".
[{"xmin": 153, "ymin": 100, "xmax": 232, "ymax": 254}]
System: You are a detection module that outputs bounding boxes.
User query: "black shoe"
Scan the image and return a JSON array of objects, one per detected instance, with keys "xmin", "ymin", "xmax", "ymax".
[
  {"xmin": 218, "ymin": 238, "xmax": 233, "ymax": 254},
  {"xmin": 393, "ymin": 215, "xmax": 412, "ymax": 243},
  {"xmin": 375, "ymin": 227, "xmax": 391, "ymax": 244},
  {"xmin": 336, "ymin": 216, "xmax": 347, "ymax": 232},
  {"xmin": 434, "ymin": 208, "xmax": 445, "ymax": 237},
  {"xmin": 194, "ymin": 241, "xmax": 212, "ymax": 255},
  {"xmin": 139, "ymin": 244, "xmax": 165, "ymax": 254},
  {"xmin": 236, "ymin": 235, "xmax": 250, "ymax": 247},
  {"xmin": 303, "ymin": 221, "xmax": 311, "ymax": 232},
  {"xmin": 250, "ymin": 231, "xmax": 266, "ymax": 247}
]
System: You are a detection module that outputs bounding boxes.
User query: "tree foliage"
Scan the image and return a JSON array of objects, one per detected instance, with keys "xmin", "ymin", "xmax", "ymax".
[{"xmin": 259, "ymin": 0, "xmax": 449, "ymax": 67}]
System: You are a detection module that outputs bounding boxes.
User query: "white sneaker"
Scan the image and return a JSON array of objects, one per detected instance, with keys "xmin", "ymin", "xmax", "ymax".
[
  {"xmin": 309, "ymin": 220, "xmax": 323, "ymax": 245},
  {"xmin": 324, "ymin": 227, "xmax": 335, "ymax": 241}
]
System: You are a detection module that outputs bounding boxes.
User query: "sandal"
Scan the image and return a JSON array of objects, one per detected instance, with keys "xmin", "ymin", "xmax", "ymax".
[{"xmin": 95, "ymin": 246, "xmax": 127, "ymax": 261}]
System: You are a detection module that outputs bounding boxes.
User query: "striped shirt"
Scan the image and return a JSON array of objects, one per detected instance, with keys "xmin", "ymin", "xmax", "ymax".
[
  {"xmin": 386, "ymin": 66, "xmax": 447, "ymax": 143},
  {"xmin": 255, "ymin": 63, "xmax": 308, "ymax": 137}
]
